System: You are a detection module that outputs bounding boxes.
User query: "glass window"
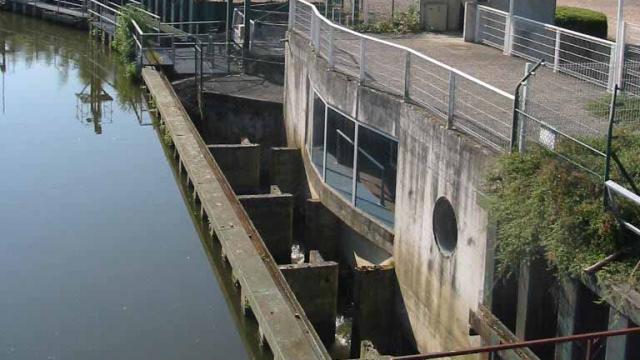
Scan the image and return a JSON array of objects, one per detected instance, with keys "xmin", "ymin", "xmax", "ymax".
[
  {"xmin": 310, "ymin": 93, "xmax": 326, "ymax": 175},
  {"xmin": 355, "ymin": 126, "xmax": 398, "ymax": 227},
  {"xmin": 325, "ymin": 108, "xmax": 356, "ymax": 201}
]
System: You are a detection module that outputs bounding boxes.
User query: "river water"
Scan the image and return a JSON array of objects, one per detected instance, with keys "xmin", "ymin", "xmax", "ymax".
[{"xmin": 0, "ymin": 12, "xmax": 260, "ymax": 360}]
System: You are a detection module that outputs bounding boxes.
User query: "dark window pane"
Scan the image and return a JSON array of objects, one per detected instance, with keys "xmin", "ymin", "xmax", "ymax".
[
  {"xmin": 325, "ymin": 108, "xmax": 355, "ymax": 201},
  {"xmin": 311, "ymin": 93, "xmax": 326, "ymax": 175},
  {"xmin": 355, "ymin": 126, "xmax": 397, "ymax": 226}
]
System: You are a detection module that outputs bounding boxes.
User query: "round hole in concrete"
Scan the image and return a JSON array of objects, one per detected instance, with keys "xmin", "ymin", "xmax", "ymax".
[{"xmin": 433, "ymin": 197, "xmax": 458, "ymax": 256}]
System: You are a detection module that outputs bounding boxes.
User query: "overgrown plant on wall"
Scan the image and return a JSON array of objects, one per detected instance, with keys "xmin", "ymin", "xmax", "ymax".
[
  {"xmin": 112, "ymin": 5, "xmax": 152, "ymax": 77},
  {"xmin": 485, "ymin": 128, "xmax": 640, "ymax": 297},
  {"xmin": 352, "ymin": 6, "xmax": 420, "ymax": 34}
]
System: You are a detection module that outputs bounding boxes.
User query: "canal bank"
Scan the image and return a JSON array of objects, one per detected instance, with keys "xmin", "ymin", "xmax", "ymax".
[{"xmin": 0, "ymin": 12, "xmax": 261, "ymax": 360}]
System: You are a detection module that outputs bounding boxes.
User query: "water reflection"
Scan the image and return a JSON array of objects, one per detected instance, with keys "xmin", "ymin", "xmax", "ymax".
[
  {"xmin": 0, "ymin": 13, "xmax": 149, "ymax": 132},
  {"xmin": 0, "ymin": 11, "xmax": 254, "ymax": 360}
]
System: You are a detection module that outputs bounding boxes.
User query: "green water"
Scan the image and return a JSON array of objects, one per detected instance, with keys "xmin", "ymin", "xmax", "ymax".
[{"xmin": 0, "ymin": 11, "xmax": 262, "ymax": 360}]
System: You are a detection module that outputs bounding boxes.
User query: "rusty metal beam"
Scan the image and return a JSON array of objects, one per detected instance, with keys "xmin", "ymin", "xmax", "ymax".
[{"xmin": 393, "ymin": 327, "xmax": 640, "ymax": 360}]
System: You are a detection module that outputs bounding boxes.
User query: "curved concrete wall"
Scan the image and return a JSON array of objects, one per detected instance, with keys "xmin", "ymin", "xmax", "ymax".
[{"xmin": 285, "ymin": 29, "xmax": 499, "ymax": 354}]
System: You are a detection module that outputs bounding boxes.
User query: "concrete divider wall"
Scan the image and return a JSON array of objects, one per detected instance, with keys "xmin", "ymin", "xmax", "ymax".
[{"xmin": 285, "ymin": 30, "xmax": 497, "ymax": 354}]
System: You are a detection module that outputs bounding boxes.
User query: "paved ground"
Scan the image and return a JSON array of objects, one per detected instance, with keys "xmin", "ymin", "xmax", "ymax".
[{"xmin": 378, "ymin": 32, "xmax": 611, "ymax": 137}]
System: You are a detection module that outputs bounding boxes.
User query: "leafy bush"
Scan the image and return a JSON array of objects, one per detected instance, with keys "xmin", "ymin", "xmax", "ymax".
[
  {"xmin": 555, "ymin": 6, "xmax": 608, "ymax": 39},
  {"xmin": 112, "ymin": 5, "xmax": 152, "ymax": 77},
  {"xmin": 586, "ymin": 93, "xmax": 640, "ymax": 121},
  {"xmin": 485, "ymin": 128, "xmax": 640, "ymax": 292},
  {"xmin": 353, "ymin": 6, "xmax": 421, "ymax": 34}
]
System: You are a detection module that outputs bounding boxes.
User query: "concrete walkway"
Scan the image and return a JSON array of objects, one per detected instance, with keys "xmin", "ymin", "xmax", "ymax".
[
  {"xmin": 142, "ymin": 68, "xmax": 330, "ymax": 360},
  {"xmin": 382, "ymin": 32, "xmax": 613, "ymax": 137}
]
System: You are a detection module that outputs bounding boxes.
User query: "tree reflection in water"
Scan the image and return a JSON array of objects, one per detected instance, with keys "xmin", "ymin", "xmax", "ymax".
[{"xmin": 0, "ymin": 12, "xmax": 151, "ymax": 133}]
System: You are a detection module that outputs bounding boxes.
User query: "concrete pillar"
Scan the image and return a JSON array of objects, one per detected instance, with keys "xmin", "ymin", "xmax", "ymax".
[
  {"xmin": 605, "ymin": 310, "xmax": 631, "ymax": 360},
  {"xmin": 305, "ymin": 199, "xmax": 339, "ymax": 261},
  {"xmin": 278, "ymin": 251, "xmax": 338, "ymax": 346},
  {"xmin": 514, "ymin": 257, "xmax": 557, "ymax": 359},
  {"xmin": 208, "ymin": 143, "xmax": 261, "ymax": 194},
  {"xmin": 463, "ymin": 1, "xmax": 478, "ymax": 42},
  {"xmin": 351, "ymin": 264, "xmax": 396, "ymax": 358},
  {"xmin": 555, "ymin": 278, "xmax": 579, "ymax": 360},
  {"xmin": 238, "ymin": 190, "xmax": 294, "ymax": 264},
  {"xmin": 270, "ymin": 147, "xmax": 303, "ymax": 197}
]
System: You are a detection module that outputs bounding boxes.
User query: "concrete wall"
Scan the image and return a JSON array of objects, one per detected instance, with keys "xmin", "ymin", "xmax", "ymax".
[
  {"xmin": 484, "ymin": 0, "xmax": 557, "ymax": 24},
  {"xmin": 285, "ymin": 30, "xmax": 497, "ymax": 354},
  {"xmin": 209, "ymin": 144, "xmax": 261, "ymax": 194},
  {"xmin": 238, "ymin": 192, "xmax": 294, "ymax": 264},
  {"xmin": 279, "ymin": 257, "xmax": 339, "ymax": 346},
  {"xmin": 195, "ymin": 92, "xmax": 285, "ymax": 180}
]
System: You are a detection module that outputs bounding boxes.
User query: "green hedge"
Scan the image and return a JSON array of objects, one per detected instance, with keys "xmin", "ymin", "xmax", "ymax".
[{"xmin": 555, "ymin": 6, "xmax": 608, "ymax": 39}]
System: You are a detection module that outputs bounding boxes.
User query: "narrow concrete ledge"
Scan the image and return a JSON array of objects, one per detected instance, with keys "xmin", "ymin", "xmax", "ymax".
[
  {"xmin": 142, "ymin": 68, "xmax": 330, "ymax": 360},
  {"xmin": 208, "ymin": 143, "xmax": 261, "ymax": 194},
  {"xmin": 279, "ymin": 251, "xmax": 339, "ymax": 346},
  {"xmin": 238, "ymin": 191, "xmax": 294, "ymax": 264}
]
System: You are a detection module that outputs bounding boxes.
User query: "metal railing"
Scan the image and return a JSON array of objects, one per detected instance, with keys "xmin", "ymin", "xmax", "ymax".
[
  {"xmin": 394, "ymin": 327, "xmax": 640, "ymax": 359},
  {"xmin": 477, "ymin": 5, "xmax": 617, "ymax": 89},
  {"xmin": 291, "ymin": 0, "xmax": 516, "ymax": 152}
]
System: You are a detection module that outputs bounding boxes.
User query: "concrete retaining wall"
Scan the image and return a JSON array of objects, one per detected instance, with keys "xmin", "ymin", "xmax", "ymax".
[{"xmin": 285, "ymin": 30, "xmax": 497, "ymax": 354}]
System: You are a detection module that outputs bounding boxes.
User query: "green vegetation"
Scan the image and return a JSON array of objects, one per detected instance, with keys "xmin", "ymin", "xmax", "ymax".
[
  {"xmin": 586, "ymin": 93, "xmax": 640, "ymax": 121},
  {"xmin": 352, "ymin": 6, "xmax": 420, "ymax": 34},
  {"xmin": 112, "ymin": 5, "xmax": 152, "ymax": 77},
  {"xmin": 485, "ymin": 129, "xmax": 640, "ymax": 296},
  {"xmin": 555, "ymin": 6, "xmax": 608, "ymax": 39}
]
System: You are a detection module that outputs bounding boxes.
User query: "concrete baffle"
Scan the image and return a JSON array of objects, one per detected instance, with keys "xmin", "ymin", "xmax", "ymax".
[
  {"xmin": 208, "ymin": 142, "xmax": 261, "ymax": 194},
  {"xmin": 305, "ymin": 199, "xmax": 339, "ymax": 261},
  {"xmin": 238, "ymin": 187, "xmax": 294, "ymax": 264},
  {"xmin": 352, "ymin": 262, "xmax": 397, "ymax": 358},
  {"xmin": 270, "ymin": 147, "xmax": 303, "ymax": 196},
  {"xmin": 279, "ymin": 251, "xmax": 339, "ymax": 346}
]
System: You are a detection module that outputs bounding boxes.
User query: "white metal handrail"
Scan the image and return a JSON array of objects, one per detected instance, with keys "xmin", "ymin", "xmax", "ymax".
[{"xmin": 291, "ymin": 0, "xmax": 515, "ymax": 151}]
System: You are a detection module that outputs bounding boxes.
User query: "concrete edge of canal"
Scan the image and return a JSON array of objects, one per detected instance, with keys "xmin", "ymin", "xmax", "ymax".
[{"xmin": 140, "ymin": 67, "xmax": 331, "ymax": 360}]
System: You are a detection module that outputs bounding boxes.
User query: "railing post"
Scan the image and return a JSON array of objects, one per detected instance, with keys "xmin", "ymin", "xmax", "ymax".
[
  {"xmin": 503, "ymin": 0, "xmax": 514, "ymax": 55},
  {"xmin": 403, "ymin": 51, "xmax": 411, "ymax": 102},
  {"xmin": 475, "ymin": 5, "xmax": 481, "ymax": 42},
  {"xmin": 171, "ymin": 33, "xmax": 176, "ymax": 64},
  {"xmin": 359, "ymin": 37, "xmax": 366, "ymax": 84},
  {"xmin": 518, "ymin": 62, "xmax": 532, "ymax": 153},
  {"xmin": 311, "ymin": 13, "xmax": 319, "ymax": 49},
  {"xmin": 328, "ymin": 25, "xmax": 334, "ymax": 69},
  {"xmin": 616, "ymin": 21, "xmax": 626, "ymax": 89},
  {"xmin": 447, "ymin": 71, "xmax": 456, "ymax": 129},
  {"xmin": 553, "ymin": 29, "xmax": 561, "ymax": 72},
  {"xmin": 289, "ymin": 0, "xmax": 296, "ymax": 28}
]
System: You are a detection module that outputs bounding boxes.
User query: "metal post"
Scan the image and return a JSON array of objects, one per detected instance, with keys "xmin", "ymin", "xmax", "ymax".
[
  {"xmin": 243, "ymin": 0, "xmax": 250, "ymax": 50},
  {"xmin": 171, "ymin": 33, "xmax": 175, "ymax": 63},
  {"xmin": 324, "ymin": 0, "xmax": 328, "ymax": 17},
  {"xmin": 226, "ymin": 0, "xmax": 233, "ymax": 49},
  {"xmin": 289, "ymin": 0, "xmax": 296, "ymax": 29},
  {"xmin": 504, "ymin": 0, "xmax": 514, "ymax": 55},
  {"xmin": 604, "ymin": 85, "xmax": 618, "ymax": 186},
  {"xmin": 614, "ymin": 0, "xmax": 625, "ymax": 89},
  {"xmin": 475, "ymin": 5, "xmax": 481, "ymax": 43},
  {"xmin": 351, "ymin": 123, "xmax": 359, "ymax": 205},
  {"xmin": 447, "ymin": 71, "xmax": 456, "ymax": 129},
  {"xmin": 518, "ymin": 62, "xmax": 532, "ymax": 153},
  {"xmin": 403, "ymin": 51, "xmax": 411, "ymax": 102},
  {"xmin": 554, "ymin": 30, "xmax": 561, "ymax": 72},
  {"xmin": 188, "ymin": 0, "xmax": 193, "ymax": 34},
  {"xmin": 328, "ymin": 25, "xmax": 334, "ymax": 68},
  {"xmin": 359, "ymin": 37, "xmax": 366, "ymax": 84}
]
